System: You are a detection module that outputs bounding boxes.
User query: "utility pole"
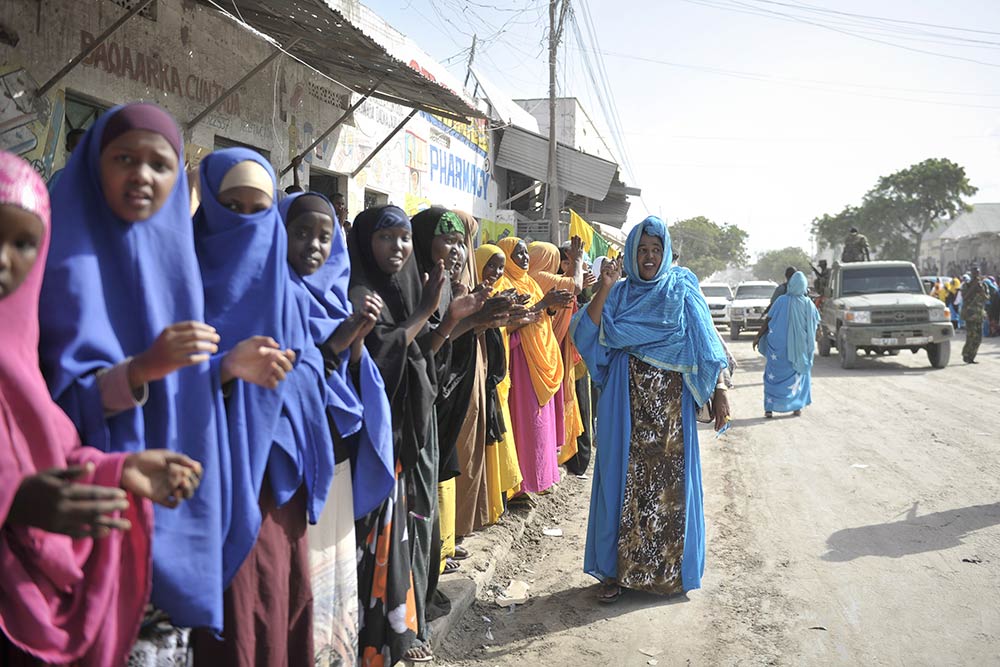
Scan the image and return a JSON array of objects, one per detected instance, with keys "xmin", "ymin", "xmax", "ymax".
[
  {"xmin": 463, "ymin": 34, "xmax": 477, "ymax": 89},
  {"xmin": 548, "ymin": 0, "xmax": 569, "ymax": 244}
]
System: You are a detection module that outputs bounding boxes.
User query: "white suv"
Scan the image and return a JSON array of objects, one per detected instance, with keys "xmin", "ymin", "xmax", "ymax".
[
  {"xmin": 700, "ymin": 282, "xmax": 733, "ymax": 328},
  {"xmin": 727, "ymin": 280, "xmax": 778, "ymax": 340}
]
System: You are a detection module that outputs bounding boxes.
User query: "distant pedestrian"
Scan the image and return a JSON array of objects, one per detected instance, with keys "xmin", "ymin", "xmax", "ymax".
[
  {"xmin": 961, "ymin": 267, "xmax": 989, "ymax": 363},
  {"xmin": 841, "ymin": 227, "xmax": 871, "ymax": 262},
  {"xmin": 753, "ymin": 272, "xmax": 819, "ymax": 418}
]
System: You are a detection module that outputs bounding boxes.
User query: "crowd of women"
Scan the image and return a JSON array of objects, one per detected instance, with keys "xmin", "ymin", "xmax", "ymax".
[{"xmin": 0, "ymin": 101, "xmax": 753, "ymax": 667}]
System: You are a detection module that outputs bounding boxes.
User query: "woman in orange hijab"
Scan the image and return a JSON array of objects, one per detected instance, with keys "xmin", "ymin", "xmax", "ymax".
[
  {"xmin": 527, "ymin": 238, "xmax": 588, "ymax": 465},
  {"xmin": 496, "ymin": 237, "xmax": 574, "ymax": 494}
]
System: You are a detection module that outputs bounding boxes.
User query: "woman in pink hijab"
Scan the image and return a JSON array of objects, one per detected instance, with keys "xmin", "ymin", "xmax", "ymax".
[{"xmin": 0, "ymin": 150, "xmax": 202, "ymax": 666}]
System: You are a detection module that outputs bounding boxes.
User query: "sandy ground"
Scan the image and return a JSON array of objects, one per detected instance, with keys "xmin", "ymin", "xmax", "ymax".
[{"xmin": 437, "ymin": 333, "xmax": 1000, "ymax": 666}]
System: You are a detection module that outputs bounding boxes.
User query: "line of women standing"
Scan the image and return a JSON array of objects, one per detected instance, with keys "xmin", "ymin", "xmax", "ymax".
[{"xmin": 0, "ymin": 101, "xmax": 594, "ymax": 667}]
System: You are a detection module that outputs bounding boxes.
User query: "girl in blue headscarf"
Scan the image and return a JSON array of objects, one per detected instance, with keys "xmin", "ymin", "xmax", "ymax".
[
  {"xmin": 571, "ymin": 216, "xmax": 730, "ymax": 603},
  {"xmin": 37, "ymin": 104, "xmax": 292, "ymax": 655},
  {"xmin": 191, "ymin": 148, "xmax": 334, "ymax": 666},
  {"xmin": 280, "ymin": 191, "xmax": 394, "ymax": 665},
  {"xmin": 755, "ymin": 271, "xmax": 820, "ymax": 418}
]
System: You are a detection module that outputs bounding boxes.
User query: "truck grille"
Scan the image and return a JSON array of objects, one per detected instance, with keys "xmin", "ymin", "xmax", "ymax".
[
  {"xmin": 871, "ymin": 309, "xmax": 928, "ymax": 325},
  {"xmin": 709, "ymin": 304, "xmax": 726, "ymax": 311}
]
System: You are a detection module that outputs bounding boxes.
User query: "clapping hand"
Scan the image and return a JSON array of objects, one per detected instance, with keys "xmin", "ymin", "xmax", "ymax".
[
  {"xmin": 223, "ymin": 336, "xmax": 296, "ymax": 390},
  {"xmin": 122, "ymin": 450, "xmax": 203, "ymax": 509}
]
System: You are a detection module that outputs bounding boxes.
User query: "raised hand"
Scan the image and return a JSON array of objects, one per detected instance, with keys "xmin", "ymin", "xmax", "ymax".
[
  {"xmin": 583, "ymin": 269, "xmax": 598, "ymax": 289},
  {"xmin": 569, "ymin": 235, "xmax": 585, "ymax": 261},
  {"xmin": 600, "ymin": 257, "xmax": 623, "ymax": 290},
  {"xmin": 8, "ymin": 464, "xmax": 132, "ymax": 538},
  {"xmin": 448, "ymin": 285, "xmax": 489, "ymax": 321},
  {"xmin": 418, "ymin": 260, "xmax": 447, "ymax": 318},
  {"xmin": 222, "ymin": 336, "xmax": 296, "ymax": 390},
  {"xmin": 122, "ymin": 450, "xmax": 203, "ymax": 509},
  {"xmin": 130, "ymin": 321, "xmax": 221, "ymax": 387},
  {"xmin": 540, "ymin": 288, "xmax": 575, "ymax": 310}
]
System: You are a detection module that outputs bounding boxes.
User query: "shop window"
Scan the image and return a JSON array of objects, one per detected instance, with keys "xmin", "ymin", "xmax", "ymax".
[
  {"xmin": 364, "ymin": 189, "xmax": 388, "ymax": 210},
  {"xmin": 109, "ymin": 0, "xmax": 158, "ymax": 21},
  {"xmin": 64, "ymin": 92, "xmax": 108, "ymax": 134},
  {"xmin": 309, "ymin": 168, "xmax": 344, "ymax": 201},
  {"xmin": 213, "ymin": 136, "xmax": 270, "ymax": 162}
]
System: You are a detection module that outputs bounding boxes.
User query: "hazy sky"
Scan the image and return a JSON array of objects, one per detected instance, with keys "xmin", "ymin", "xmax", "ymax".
[{"xmin": 367, "ymin": 0, "xmax": 1000, "ymax": 257}]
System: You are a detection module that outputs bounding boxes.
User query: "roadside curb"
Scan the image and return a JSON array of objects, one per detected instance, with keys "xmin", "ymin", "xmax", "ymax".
[{"xmin": 429, "ymin": 498, "xmax": 541, "ymax": 651}]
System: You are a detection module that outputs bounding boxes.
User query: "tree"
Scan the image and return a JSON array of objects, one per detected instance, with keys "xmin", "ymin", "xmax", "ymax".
[
  {"xmin": 811, "ymin": 158, "xmax": 977, "ymax": 262},
  {"xmin": 669, "ymin": 216, "xmax": 749, "ymax": 280},
  {"xmin": 753, "ymin": 247, "xmax": 812, "ymax": 283}
]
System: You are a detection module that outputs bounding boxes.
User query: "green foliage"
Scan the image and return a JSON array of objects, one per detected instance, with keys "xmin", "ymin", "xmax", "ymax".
[
  {"xmin": 753, "ymin": 247, "xmax": 812, "ymax": 283},
  {"xmin": 669, "ymin": 216, "xmax": 750, "ymax": 280},
  {"xmin": 811, "ymin": 158, "xmax": 977, "ymax": 262}
]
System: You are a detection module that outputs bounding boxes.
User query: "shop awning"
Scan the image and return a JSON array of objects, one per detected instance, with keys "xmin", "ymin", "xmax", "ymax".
[
  {"xmin": 495, "ymin": 125, "xmax": 618, "ymax": 201},
  {"xmin": 197, "ymin": 0, "xmax": 483, "ymax": 122}
]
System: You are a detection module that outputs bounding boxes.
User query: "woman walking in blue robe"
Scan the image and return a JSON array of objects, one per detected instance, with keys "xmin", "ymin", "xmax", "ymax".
[
  {"xmin": 754, "ymin": 271, "xmax": 819, "ymax": 418},
  {"xmin": 571, "ymin": 217, "xmax": 730, "ymax": 603}
]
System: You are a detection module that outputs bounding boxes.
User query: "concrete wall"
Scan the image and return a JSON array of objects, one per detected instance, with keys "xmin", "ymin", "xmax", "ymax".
[{"xmin": 0, "ymin": 0, "xmax": 496, "ymax": 222}]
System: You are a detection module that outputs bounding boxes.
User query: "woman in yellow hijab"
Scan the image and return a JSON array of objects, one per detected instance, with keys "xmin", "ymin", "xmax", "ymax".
[
  {"xmin": 496, "ymin": 237, "xmax": 574, "ymax": 494},
  {"xmin": 475, "ymin": 244, "xmax": 524, "ymax": 522}
]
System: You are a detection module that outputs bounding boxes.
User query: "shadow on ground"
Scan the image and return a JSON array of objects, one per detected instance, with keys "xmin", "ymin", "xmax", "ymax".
[{"xmin": 822, "ymin": 502, "xmax": 1000, "ymax": 562}]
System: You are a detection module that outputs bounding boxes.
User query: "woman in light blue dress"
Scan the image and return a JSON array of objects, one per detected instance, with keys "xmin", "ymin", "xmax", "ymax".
[{"xmin": 755, "ymin": 271, "xmax": 820, "ymax": 418}]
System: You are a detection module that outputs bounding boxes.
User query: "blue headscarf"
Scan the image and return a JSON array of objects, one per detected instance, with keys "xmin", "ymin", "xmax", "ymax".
[
  {"xmin": 600, "ymin": 216, "xmax": 727, "ymax": 406},
  {"xmin": 37, "ymin": 103, "xmax": 230, "ymax": 631},
  {"xmin": 194, "ymin": 149, "xmax": 335, "ymax": 583},
  {"xmin": 780, "ymin": 271, "xmax": 819, "ymax": 376},
  {"xmin": 280, "ymin": 192, "xmax": 395, "ymax": 518}
]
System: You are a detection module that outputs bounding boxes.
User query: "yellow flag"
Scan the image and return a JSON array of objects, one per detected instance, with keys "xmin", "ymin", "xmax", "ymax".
[{"xmin": 569, "ymin": 209, "xmax": 595, "ymax": 252}]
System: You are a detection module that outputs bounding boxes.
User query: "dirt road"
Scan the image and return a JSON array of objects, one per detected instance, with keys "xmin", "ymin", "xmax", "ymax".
[{"xmin": 438, "ymin": 333, "xmax": 1000, "ymax": 666}]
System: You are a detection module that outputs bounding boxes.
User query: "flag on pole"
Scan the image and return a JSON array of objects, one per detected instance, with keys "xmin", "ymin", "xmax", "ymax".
[{"xmin": 569, "ymin": 209, "xmax": 619, "ymax": 259}]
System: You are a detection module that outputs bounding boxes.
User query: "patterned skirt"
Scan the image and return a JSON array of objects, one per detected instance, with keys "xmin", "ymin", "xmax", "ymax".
[{"xmin": 617, "ymin": 358, "xmax": 687, "ymax": 596}]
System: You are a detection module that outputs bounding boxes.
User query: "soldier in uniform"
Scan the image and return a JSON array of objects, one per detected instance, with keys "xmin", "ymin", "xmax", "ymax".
[
  {"xmin": 810, "ymin": 259, "xmax": 830, "ymax": 295},
  {"xmin": 841, "ymin": 227, "xmax": 871, "ymax": 262},
  {"xmin": 961, "ymin": 266, "xmax": 989, "ymax": 363}
]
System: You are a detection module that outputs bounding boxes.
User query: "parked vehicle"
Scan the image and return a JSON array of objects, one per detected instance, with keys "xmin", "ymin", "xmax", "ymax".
[
  {"xmin": 728, "ymin": 280, "xmax": 777, "ymax": 340},
  {"xmin": 700, "ymin": 282, "xmax": 733, "ymax": 327},
  {"xmin": 818, "ymin": 261, "xmax": 954, "ymax": 369}
]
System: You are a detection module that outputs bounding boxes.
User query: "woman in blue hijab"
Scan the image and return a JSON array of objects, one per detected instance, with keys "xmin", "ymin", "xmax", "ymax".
[
  {"xmin": 280, "ymin": 191, "xmax": 395, "ymax": 665},
  {"xmin": 37, "ymin": 104, "xmax": 291, "ymax": 654},
  {"xmin": 571, "ymin": 216, "xmax": 730, "ymax": 603},
  {"xmin": 191, "ymin": 148, "xmax": 334, "ymax": 666},
  {"xmin": 754, "ymin": 271, "xmax": 819, "ymax": 418}
]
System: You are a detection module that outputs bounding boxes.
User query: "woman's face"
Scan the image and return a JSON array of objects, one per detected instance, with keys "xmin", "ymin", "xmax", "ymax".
[
  {"xmin": 287, "ymin": 211, "xmax": 334, "ymax": 276},
  {"xmin": 482, "ymin": 253, "xmax": 505, "ymax": 284},
  {"xmin": 512, "ymin": 240, "xmax": 530, "ymax": 270},
  {"xmin": 636, "ymin": 232, "xmax": 664, "ymax": 281},
  {"xmin": 449, "ymin": 241, "xmax": 468, "ymax": 281},
  {"xmin": 431, "ymin": 231, "xmax": 465, "ymax": 273},
  {"xmin": 0, "ymin": 204, "xmax": 44, "ymax": 300},
  {"xmin": 99, "ymin": 129, "xmax": 179, "ymax": 222},
  {"xmin": 218, "ymin": 186, "xmax": 272, "ymax": 215},
  {"xmin": 371, "ymin": 226, "xmax": 413, "ymax": 275}
]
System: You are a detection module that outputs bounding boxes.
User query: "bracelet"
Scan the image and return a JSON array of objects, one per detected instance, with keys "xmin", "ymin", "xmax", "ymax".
[
  {"xmin": 432, "ymin": 328, "xmax": 449, "ymax": 342},
  {"xmin": 715, "ymin": 384, "xmax": 727, "ymax": 391}
]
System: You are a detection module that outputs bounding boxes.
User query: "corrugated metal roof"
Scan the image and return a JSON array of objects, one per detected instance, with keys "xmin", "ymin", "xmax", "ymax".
[
  {"xmin": 197, "ymin": 0, "xmax": 482, "ymax": 121},
  {"xmin": 938, "ymin": 203, "xmax": 1000, "ymax": 240},
  {"xmin": 495, "ymin": 126, "xmax": 617, "ymax": 201}
]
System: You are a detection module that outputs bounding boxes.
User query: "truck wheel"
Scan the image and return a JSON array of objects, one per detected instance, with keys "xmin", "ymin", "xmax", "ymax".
[
  {"xmin": 927, "ymin": 340, "xmax": 950, "ymax": 369},
  {"xmin": 817, "ymin": 334, "xmax": 832, "ymax": 357},
  {"xmin": 838, "ymin": 332, "xmax": 857, "ymax": 369},
  {"xmin": 730, "ymin": 324, "xmax": 741, "ymax": 341}
]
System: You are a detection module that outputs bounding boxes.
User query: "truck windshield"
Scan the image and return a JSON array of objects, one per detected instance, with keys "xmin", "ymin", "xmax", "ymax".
[
  {"xmin": 840, "ymin": 266, "xmax": 923, "ymax": 296},
  {"xmin": 702, "ymin": 286, "xmax": 732, "ymax": 298},
  {"xmin": 736, "ymin": 285, "xmax": 775, "ymax": 299}
]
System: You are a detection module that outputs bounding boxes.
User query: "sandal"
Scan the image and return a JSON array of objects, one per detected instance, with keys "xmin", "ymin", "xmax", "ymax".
[
  {"xmin": 793, "ymin": 410, "xmax": 802, "ymax": 416},
  {"xmin": 452, "ymin": 545, "xmax": 470, "ymax": 560},
  {"xmin": 765, "ymin": 411, "xmax": 773, "ymax": 419},
  {"xmin": 597, "ymin": 582, "xmax": 622, "ymax": 604},
  {"xmin": 443, "ymin": 557, "xmax": 461, "ymax": 574},
  {"xmin": 404, "ymin": 641, "xmax": 434, "ymax": 663}
]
